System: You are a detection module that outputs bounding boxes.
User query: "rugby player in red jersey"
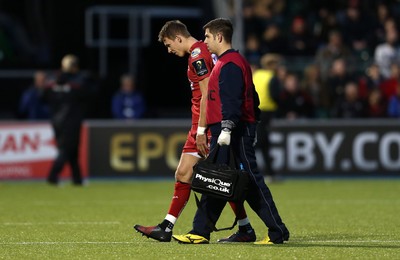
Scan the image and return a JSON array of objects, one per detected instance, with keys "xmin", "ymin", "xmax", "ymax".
[{"xmin": 134, "ymin": 20, "xmax": 255, "ymax": 243}]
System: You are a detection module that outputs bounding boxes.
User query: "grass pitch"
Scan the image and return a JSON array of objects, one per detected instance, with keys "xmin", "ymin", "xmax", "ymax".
[{"xmin": 0, "ymin": 179, "xmax": 399, "ymax": 259}]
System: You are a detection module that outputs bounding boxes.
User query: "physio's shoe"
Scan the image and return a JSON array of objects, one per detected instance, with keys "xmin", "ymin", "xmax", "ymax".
[
  {"xmin": 134, "ymin": 224, "xmax": 171, "ymax": 242},
  {"xmin": 217, "ymin": 229, "xmax": 256, "ymax": 243},
  {"xmin": 172, "ymin": 233, "xmax": 209, "ymax": 244},
  {"xmin": 254, "ymin": 235, "xmax": 288, "ymax": 245},
  {"xmin": 254, "ymin": 236, "xmax": 275, "ymax": 245}
]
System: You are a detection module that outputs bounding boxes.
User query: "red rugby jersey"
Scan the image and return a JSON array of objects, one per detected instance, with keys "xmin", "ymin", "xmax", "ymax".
[{"xmin": 187, "ymin": 41, "xmax": 214, "ymax": 125}]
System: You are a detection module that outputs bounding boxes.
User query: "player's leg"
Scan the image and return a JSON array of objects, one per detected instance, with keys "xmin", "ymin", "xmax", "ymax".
[
  {"xmin": 47, "ymin": 149, "xmax": 67, "ymax": 185},
  {"xmin": 134, "ymin": 153, "xmax": 199, "ymax": 242},
  {"xmin": 47, "ymin": 128, "xmax": 67, "ymax": 185},
  {"xmin": 257, "ymin": 111, "xmax": 276, "ymax": 180},
  {"xmin": 159, "ymin": 153, "xmax": 199, "ymax": 230},
  {"xmin": 67, "ymin": 144, "xmax": 82, "ymax": 185},
  {"xmin": 237, "ymin": 124, "xmax": 289, "ymax": 244},
  {"xmin": 216, "ymin": 201, "xmax": 256, "ymax": 243},
  {"xmin": 67, "ymin": 128, "xmax": 83, "ymax": 185},
  {"xmin": 134, "ymin": 127, "xmax": 200, "ymax": 242}
]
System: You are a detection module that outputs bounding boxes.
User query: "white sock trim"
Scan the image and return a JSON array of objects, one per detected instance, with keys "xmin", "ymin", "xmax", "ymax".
[
  {"xmin": 165, "ymin": 214, "xmax": 177, "ymax": 225},
  {"xmin": 238, "ymin": 217, "xmax": 250, "ymax": 226}
]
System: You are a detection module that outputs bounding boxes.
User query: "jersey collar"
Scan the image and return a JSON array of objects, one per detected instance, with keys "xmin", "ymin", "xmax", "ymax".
[{"xmin": 218, "ymin": 49, "xmax": 237, "ymax": 58}]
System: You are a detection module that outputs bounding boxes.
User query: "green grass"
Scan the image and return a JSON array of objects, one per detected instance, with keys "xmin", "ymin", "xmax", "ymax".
[{"xmin": 1, "ymin": 179, "xmax": 399, "ymax": 259}]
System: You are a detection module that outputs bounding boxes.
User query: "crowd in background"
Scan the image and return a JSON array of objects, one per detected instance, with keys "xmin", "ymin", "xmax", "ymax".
[
  {"xmin": 242, "ymin": 0, "xmax": 400, "ymax": 119},
  {"xmin": 17, "ymin": 0, "xmax": 400, "ymax": 120}
]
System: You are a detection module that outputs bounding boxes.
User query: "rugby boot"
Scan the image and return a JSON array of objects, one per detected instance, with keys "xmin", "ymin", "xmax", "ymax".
[
  {"xmin": 254, "ymin": 234, "xmax": 289, "ymax": 245},
  {"xmin": 217, "ymin": 229, "xmax": 256, "ymax": 243},
  {"xmin": 134, "ymin": 224, "xmax": 171, "ymax": 242},
  {"xmin": 172, "ymin": 233, "xmax": 209, "ymax": 244}
]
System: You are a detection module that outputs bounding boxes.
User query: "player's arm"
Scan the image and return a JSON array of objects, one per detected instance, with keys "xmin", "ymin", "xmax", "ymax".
[{"xmin": 196, "ymin": 76, "xmax": 209, "ymax": 157}]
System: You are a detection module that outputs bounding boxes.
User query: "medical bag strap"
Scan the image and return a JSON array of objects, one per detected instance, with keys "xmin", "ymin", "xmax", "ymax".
[
  {"xmin": 207, "ymin": 144, "xmax": 238, "ymax": 169},
  {"xmin": 205, "ymin": 144, "xmax": 219, "ymax": 163},
  {"xmin": 193, "ymin": 192, "xmax": 238, "ymax": 232}
]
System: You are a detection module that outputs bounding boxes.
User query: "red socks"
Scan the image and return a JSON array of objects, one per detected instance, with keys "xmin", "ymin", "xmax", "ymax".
[
  {"xmin": 167, "ymin": 182, "xmax": 247, "ymax": 222},
  {"xmin": 229, "ymin": 201, "xmax": 247, "ymax": 219},
  {"xmin": 167, "ymin": 182, "xmax": 191, "ymax": 218}
]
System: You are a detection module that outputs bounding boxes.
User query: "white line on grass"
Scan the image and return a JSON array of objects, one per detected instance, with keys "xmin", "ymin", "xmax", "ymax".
[
  {"xmin": 1, "ymin": 240, "xmax": 399, "ymax": 245},
  {"xmin": 2, "ymin": 221, "xmax": 120, "ymax": 226},
  {"xmin": 0, "ymin": 242, "xmax": 135, "ymax": 245},
  {"xmin": 296, "ymin": 240, "xmax": 400, "ymax": 244},
  {"xmin": 288, "ymin": 199, "xmax": 400, "ymax": 205}
]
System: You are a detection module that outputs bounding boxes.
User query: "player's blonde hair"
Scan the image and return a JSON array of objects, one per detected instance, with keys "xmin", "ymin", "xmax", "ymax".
[{"xmin": 158, "ymin": 20, "xmax": 191, "ymax": 42}]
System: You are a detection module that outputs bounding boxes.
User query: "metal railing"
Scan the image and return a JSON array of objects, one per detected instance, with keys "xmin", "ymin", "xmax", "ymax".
[{"xmin": 85, "ymin": 5, "xmax": 202, "ymax": 78}]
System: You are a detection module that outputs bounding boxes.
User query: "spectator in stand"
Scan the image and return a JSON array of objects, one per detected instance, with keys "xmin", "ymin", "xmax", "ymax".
[
  {"xmin": 332, "ymin": 81, "xmax": 366, "ymax": 118},
  {"xmin": 312, "ymin": 8, "xmax": 340, "ymax": 44},
  {"xmin": 277, "ymin": 73, "xmax": 314, "ymax": 119},
  {"xmin": 260, "ymin": 23, "xmax": 288, "ymax": 55},
  {"xmin": 111, "ymin": 74, "xmax": 146, "ymax": 119},
  {"xmin": 383, "ymin": 18, "xmax": 398, "ymax": 35},
  {"xmin": 365, "ymin": 63, "xmax": 385, "ymax": 90},
  {"xmin": 301, "ymin": 64, "xmax": 329, "ymax": 118},
  {"xmin": 387, "ymin": 83, "xmax": 400, "ymax": 117},
  {"xmin": 243, "ymin": 0, "xmax": 271, "ymax": 34},
  {"xmin": 372, "ymin": 3, "xmax": 393, "ymax": 47},
  {"xmin": 269, "ymin": 63, "xmax": 287, "ymax": 95},
  {"xmin": 287, "ymin": 16, "xmax": 316, "ymax": 56},
  {"xmin": 366, "ymin": 88, "xmax": 387, "ymax": 118},
  {"xmin": 315, "ymin": 30, "xmax": 353, "ymax": 80},
  {"xmin": 374, "ymin": 28, "xmax": 400, "ymax": 79},
  {"xmin": 325, "ymin": 58, "xmax": 355, "ymax": 107},
  {"xmin": 358, "ymin": 63, "xmax": 385, "ymax": 100},
  {"xmin": 380, "ymin": 63, "xmax": 400, "ymax": 101},
  {"xmin": 337, "ymin": 4, "xmax": 371, "ymax": 56},
  {"xmin": 242, "ymin": 0, "xmax": 256, "ymax": 30},
  {"xmin": 268, "ymin": 0, "xmax": 286, "ymax": 21},
  {"xmin": 245, "ymin": 34, "xmax": 262, "ymax": 70},
  {"xmin": 19, "ymin": 70, "xmax": 50, "ymax": 120}
]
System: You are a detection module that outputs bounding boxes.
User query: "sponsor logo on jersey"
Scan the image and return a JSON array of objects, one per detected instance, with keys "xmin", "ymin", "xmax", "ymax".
[
  {"xmin": 192, "ymin": 58, "xmax": 209, "ymax": 77},
  {"xmin": 191, "ymin": 47, "xmax": 201, "ymax": 58}
]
